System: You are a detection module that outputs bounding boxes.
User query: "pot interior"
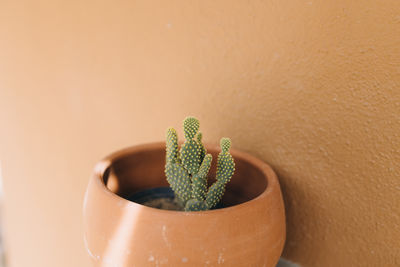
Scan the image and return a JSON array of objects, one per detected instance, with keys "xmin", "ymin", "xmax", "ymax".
[{"xmin": 103, "ymin": 145, "xmax": 268, "ymax": 208}]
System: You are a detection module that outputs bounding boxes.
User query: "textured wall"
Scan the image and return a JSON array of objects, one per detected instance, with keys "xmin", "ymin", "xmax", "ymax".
[{"xmin": 0, "ymin": 1, "xmax": 399, "ymax": 266}]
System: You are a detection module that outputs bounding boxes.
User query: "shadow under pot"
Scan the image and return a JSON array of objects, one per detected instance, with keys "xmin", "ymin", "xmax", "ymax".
[{"xmin": 83, "ymin": 142, "xmax": 286, "ymax": 266}]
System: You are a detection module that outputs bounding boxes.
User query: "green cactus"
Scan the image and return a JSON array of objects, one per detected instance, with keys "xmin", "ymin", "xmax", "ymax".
[{"xmin": 165, "ymin": 116, "xmax": 235, "ymax": 211}]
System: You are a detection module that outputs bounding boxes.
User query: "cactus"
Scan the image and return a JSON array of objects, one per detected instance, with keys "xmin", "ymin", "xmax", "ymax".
[{"xmin": 165, "ymin": 116, "xmax": 235, "ymax": 211}]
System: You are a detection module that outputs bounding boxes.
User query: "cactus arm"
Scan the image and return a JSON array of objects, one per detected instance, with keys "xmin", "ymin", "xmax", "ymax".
[
  {"xmin": 180, "ymin": 140, "xmax": 200, "ymax": 175},
  {"xmin": 216, "ymin": 138, "xmax": 235, "ymax": 183},
  {"xmin": 183, "ymin": 116, "xmax": 200, "ymax": 140},
  {"xmin": 185, "ymin": 199, "xmax": 208, "ymax": 211},
  {"xmin": 166, "ymin": 128, "xmax": 179, "ymax": 164},
  {"xmin": 215, "ymin": 152, "xmax": 235, "ymax": 183},
  {"xmin": 180, "ymin": 117, "xmax": 201, "ymax": 174},
  {"xmin": 191, "ymin": 153, "xmax": 212, "ymax": 201},
  {"xmin": 205, "ymin": 181, "xmax": 226, "ymax": 208},
  {"xmin": 205, "ymin": 138, "xmax": 235, "ymax": 209},
  {"xmin": 196, "ymin": 132, "xmax": 206, "ymax": 163},
  {"xmin": 165, "ymin": 162, "xmax": 192, "ymax": 204}
]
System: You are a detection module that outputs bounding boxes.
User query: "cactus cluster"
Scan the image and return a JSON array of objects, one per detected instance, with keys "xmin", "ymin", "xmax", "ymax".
[{"xmin": 165, "ymin": 117, "xmax": 235, "ymax": 211}]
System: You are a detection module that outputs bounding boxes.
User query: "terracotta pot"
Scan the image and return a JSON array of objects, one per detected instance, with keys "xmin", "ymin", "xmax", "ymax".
[{"xmin": 83, "ymin": 142, "xmax": 286, "ymax": 266}]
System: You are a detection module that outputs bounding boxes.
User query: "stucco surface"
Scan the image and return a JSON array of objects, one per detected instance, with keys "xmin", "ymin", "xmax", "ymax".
[{"xmin": 0, "ymin": 1, "xmax": 399, "ymax": 267}]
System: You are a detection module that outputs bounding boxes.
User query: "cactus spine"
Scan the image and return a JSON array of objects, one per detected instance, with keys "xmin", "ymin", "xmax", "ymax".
[{"xmin": 165, "ymin": 116, "xmax": 235, "ymax": 211}]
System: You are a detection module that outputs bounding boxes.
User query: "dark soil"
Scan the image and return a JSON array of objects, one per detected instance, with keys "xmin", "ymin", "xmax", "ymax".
[{"xmin": 142, "ymin": 197, "xmax": 184, "ymax": 211}]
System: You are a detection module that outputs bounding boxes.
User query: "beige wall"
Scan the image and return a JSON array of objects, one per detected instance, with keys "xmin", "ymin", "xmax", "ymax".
[{"xmin": 0, "ymin": 1, "xmax": 399, "ymax": 266}]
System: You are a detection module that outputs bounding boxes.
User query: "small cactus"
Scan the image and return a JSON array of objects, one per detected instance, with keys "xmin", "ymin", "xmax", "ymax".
[{"xmin": 165, "ymin": 116, "xmax": 235, "ymax": 211}]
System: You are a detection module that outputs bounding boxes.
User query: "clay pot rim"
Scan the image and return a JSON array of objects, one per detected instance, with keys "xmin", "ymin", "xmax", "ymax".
[{"xmin": 92, "ymin": 141, "xmax": 279, "ymax": 216}]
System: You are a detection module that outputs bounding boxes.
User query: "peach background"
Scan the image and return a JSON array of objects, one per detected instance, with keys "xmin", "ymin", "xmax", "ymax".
[{"xmin": 0, "ymin": 1, "xmax": 399, "ymax": 266}]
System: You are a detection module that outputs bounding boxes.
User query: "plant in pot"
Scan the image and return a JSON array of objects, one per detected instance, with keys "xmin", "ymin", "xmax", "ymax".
[
  {"xmin": 130, "ymin": 117, "xmax": 234, "ymax": 212},
  {"xmin": 83, "ymin": 116, "xmax": 286, "ymax": 266}
]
